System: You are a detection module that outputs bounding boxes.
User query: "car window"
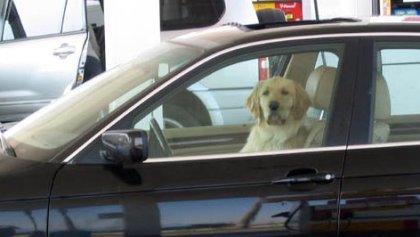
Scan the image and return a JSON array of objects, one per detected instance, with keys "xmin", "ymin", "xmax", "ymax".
[
  {"xmin": 62, "ymin": 0, "xmax": 86, "ymax": 33},
  {"xmin": 80, "ymin": 44, "xmax": 343, "ymax": 161},
  {"xmin": 160, "ymin": 0, "xmax": 225, "ymax": 30},
  {"xmin": 315, "ymin": 51, "xmax": 339, "ymax": 68},
  {"xmin": 3, "ymin": 0, "xmax": 67, "ymax": 40},
  {"xmin": 372, "ymin": 44, "xmax": 420, "ymax": 144}
]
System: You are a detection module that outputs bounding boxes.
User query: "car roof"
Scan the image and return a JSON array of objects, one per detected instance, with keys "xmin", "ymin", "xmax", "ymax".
[{"xmin": 170, "ymin": 18, "xmax": 420, "ymax": 53}]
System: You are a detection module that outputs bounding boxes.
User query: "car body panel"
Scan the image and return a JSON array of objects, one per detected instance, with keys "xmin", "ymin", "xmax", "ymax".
[
  {"xmin": 50, "ymin": 149, "xmax": 344, "ymax": 236},
  {"xmin": 0, "ymin": 0, "xmax": 88, "ymax": 122},
  {"xmin": 340, "ymin": 36, "xmax": 420, "ymax": 235},
  {"xmin": 0, "ymin": 154, "xmax": 62, "ymax": 236},
  {"xmin": 341, "ymin": 144, "xmax": 420, "ymax": 235},
  {"xmin": 0, "ymin": 33, "xmax": 87, "ymax": 122},
  {"xmin": 0, "ymin": 199, "xmax": 49, "ymax": 236},
  {"xmin": 0, "ymin": 155, "xmax": 61, "ymax": 201}
]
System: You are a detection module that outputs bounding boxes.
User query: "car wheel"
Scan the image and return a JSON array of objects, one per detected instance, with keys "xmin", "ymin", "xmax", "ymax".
[{"xmin": 163, "ymin": 105, "xmax": 200, "ymax": 128}]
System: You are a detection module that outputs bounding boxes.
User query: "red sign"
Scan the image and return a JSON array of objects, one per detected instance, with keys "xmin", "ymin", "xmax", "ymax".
[{"xmin": 275, "ymin": 1, "xmax": 303, "ymax": 21}]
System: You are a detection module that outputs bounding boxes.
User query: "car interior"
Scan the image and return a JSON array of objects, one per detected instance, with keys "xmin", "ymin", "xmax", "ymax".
[
  {"xmin": 78, "ymin": 45, "xmax": 420, "ymax": 162},
  {"xmin": 145, "ymin": 51, "xmax": 340, "ymax": 158},
  {"xmin": 145, "ymin": 46, "xmax": 420, "ymax": 158}
]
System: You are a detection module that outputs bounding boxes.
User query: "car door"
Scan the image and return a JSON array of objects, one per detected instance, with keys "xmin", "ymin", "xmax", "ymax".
[
  {"xmin": 340, "ymin": 36, "xmax": 420, "ymax": 236},
  {"xmin": 0, "ymin": 0, "xmax": 87, "ymax": 122},
  {"xmin": 0, "ymin": 156, "xmax": 63, "ymax": 237},
  {"xmin": 49, "ymin": 38, "xmax": 358, "ymax": 236}
]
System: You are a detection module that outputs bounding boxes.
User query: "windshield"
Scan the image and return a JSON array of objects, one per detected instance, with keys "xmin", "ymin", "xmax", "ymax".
[{"xmin": 5, "ymin": 42, "xmax": 204, "ymax": 162}]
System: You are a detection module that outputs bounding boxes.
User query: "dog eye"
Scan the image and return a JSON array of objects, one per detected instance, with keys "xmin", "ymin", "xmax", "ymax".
[
  {"xmin": 281, "ymin": 89, "xmax": 289, "ymax": 95},
  {"xmin": 262, "ymin": 89, "xmax": 269, "ymax": 96}
]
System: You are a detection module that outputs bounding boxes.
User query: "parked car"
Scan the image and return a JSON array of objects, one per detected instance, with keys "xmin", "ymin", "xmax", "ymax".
[
  {"xmin": 0, "ymin": 0, "xmax": 90, "ymax": 123},
  {"xmin": 0, "ymin": 0, "xmax": 258, "ymax": 124},
  {"xmin": 3, "ymin": 18, "xmax": 420, "ymax": 236}
]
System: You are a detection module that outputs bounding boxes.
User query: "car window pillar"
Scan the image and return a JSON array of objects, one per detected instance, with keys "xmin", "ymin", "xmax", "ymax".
[{"xmin": 346, "ymin": 38, "xmax": 375, "ymax": 145}]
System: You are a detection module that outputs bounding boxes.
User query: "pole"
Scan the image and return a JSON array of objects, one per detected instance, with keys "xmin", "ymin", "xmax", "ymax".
[{"xmin": 314, "ymin": 0, "xmax": 320, "ymax": 20}]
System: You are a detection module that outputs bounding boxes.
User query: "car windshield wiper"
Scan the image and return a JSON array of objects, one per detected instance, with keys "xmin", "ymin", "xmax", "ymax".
[{"xmin": 0, "ymin": 130, "xmax": 16, "ymax": 157}]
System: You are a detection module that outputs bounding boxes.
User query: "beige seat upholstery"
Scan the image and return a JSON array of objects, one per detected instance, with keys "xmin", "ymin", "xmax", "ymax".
[
  {"xmin": 305, "ymin": 66, "xmax": 337, "ymax": 113},
  {"xmin": 304, "ymin": 66, "xmax": 336, "ymax": 147},
  {"xmin": 373, "ymin": 74, "xmax": 391, "ymax": 143},
  {"xmin": 304, "ymin": 66, "xmax": 391, "ymax": 147}
]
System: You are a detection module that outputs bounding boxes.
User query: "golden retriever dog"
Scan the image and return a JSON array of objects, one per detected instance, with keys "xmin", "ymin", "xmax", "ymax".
[{"xmin": 241, "ymin": 76, "xmax": 311, "ymax": 152}]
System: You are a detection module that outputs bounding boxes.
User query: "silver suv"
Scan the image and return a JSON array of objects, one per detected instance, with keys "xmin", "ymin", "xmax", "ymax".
[
  {"xmin": 0, "ymin": 0, "xmax": 89, "ymax": 122},
  {"xmin": 0, "ymin": 0, "xmax": 258, "ymax": 123}
]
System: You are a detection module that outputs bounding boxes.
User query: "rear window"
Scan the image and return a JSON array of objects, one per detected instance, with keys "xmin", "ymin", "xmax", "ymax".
[
  {"xmin": 160, "ymin": 0, "xmax": 225, "ymax": 31},
  {"xmin": 379, "ymin": 48, "xmax": 420, "ymax": 116}
]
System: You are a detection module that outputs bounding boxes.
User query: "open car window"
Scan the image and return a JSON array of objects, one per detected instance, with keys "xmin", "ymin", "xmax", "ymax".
[{"xmin": 72, "ymin": 42, "xmax": 344, "ymax": 163}]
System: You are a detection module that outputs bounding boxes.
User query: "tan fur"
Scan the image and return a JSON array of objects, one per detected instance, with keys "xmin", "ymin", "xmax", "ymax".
[{"xmin": 241, "ymin": 76, "xmax": 311, "ymax": 153}]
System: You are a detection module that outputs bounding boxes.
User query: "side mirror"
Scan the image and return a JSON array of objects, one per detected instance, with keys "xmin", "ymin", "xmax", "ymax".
[{"xmin": 101, "ymin": 129, "xmax": 148, "ymax": 165}]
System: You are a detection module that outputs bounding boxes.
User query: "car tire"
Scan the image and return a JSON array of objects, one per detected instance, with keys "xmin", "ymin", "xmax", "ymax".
[
  {"xmin": 256, "ymin": 8, "xmax": 286, "ymax": 23},
  {"xmin": 163, "ymin": 105, "xmax": 200, "ymax": 128}
]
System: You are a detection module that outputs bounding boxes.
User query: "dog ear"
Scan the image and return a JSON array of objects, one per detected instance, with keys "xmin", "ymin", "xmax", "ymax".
[
  {"xmin": 246, "ymin": 81, "xmax": 264, "ymax": 121},
  {"xmin": 292, "ymin": 81, "xmax": 311, "ymax": 119}
]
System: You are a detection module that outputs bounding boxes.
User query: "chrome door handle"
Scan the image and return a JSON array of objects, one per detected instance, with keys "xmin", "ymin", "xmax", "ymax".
[
  {"xmin": 272, "ymin": 172, "xmax": 335, "ymax": 185},
  {"xmin": 53, "ymin": 43, "xmax": 76, "ymax": 59}
]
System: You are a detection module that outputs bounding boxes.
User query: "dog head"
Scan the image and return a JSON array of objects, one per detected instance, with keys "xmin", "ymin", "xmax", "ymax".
[{"xmin": 246, "ymin": 76, "xmax": 311, "ymax": 126}]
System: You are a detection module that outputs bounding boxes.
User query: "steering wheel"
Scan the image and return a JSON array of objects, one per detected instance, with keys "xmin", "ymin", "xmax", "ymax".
[{"xmin": 149, "ymin": 118, "xmax": 173, "ymax": 157}]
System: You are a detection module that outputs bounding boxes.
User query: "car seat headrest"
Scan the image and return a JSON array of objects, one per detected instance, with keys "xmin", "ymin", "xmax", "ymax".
[
  {"xmin": 305, "ymin": 66, "xmax": 337, "ymax": 110},
  {"xmin": 375, "ymin": 74, "xmax": 391, "ymax": 120}
]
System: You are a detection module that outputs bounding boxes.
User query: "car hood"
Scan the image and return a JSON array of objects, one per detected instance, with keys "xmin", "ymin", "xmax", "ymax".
[{"xmin": 0, "ymin": 154, "xmax": 62, "ymax": 201}]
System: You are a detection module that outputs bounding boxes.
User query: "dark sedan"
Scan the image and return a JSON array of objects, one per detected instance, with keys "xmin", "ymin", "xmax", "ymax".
[{"xmin": 2, "ymin": 18, "xmax": 420, "ymax": 236}]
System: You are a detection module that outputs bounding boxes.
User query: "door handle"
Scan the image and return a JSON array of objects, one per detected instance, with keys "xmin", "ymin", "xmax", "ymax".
[
  {"xmin": 272, "ymin": 172, "xmax": 335, "ymax": 184},
  {"xmin": 53, "ymin": 43, "xmax": 76, "ymax": 59},
  {"xmin": 272, "ymin": 168, "xmax": 335, "ymax": 185}
]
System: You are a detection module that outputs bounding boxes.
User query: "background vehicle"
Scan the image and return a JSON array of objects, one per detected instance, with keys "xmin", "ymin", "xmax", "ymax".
[
  {"xmin": 0, "ymin": 0, "xmax": 89, "ymax": 122},
  {"xmin": 0, "ymin": 0, "xmax": 258, "ymax": 124}
]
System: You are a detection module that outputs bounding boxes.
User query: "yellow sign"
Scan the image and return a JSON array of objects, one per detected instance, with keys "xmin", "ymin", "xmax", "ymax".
[{"xmin": 253, "ymin": 2, "xmax": 275, "ymax": 10}]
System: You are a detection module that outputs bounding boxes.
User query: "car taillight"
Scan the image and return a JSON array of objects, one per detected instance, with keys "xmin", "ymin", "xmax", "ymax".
[{"xmin": 258, "ymin": 57, "xmax": 270, "ymax": 81}]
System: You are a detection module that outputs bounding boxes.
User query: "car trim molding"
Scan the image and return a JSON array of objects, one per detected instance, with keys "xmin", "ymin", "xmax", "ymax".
[
  {"xmin": 64, "ymin": 31, "xmax": 420, "ymax": 163},
  {"xmin": 0, "ymin": 99, "xmax": 52, "ymax": 105},
  {"xmin": 144, "ymin": 145, "xmax": 347, "ymax": 163},
  {"xmin": 348, "ymin": 141, "xmax": 420, "ymax": 150}
]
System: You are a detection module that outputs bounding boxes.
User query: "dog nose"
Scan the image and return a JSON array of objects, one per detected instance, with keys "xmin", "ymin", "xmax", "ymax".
[{"xmin": 269, "ymin": 101, "xmax": 279, "ymax": 111}]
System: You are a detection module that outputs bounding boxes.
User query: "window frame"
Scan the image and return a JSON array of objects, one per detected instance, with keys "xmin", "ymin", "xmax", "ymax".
[
  {"xmin": 1, "ymin": 0, "xmax": 85, "ymax": 41},
  {"xmin": 377, "ymin": 43, "xmax": 420, "ymax": 117},
  {"xmin": 348, "ymin": 36, "xmax": 420, "ymax": 146},
  {"xmin": 68, "ymin": 36, "xmax": 358, "ymax": 164},
  {"xmin": 3, "ymin": 1, "xmax": 26, "ymax": 39}
]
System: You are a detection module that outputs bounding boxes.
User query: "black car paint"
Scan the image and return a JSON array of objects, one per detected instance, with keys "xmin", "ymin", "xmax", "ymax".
[
  {"xmin": 0, "ymin": 155, "xmax": 62, "ymax": 236},
  {"xmin": 50, "ymin": 149, "xmax": 344, "ymax": 236},
  {"xmin": 1, "ymin": 23, "xmax": 420, "ymax": 236}
]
